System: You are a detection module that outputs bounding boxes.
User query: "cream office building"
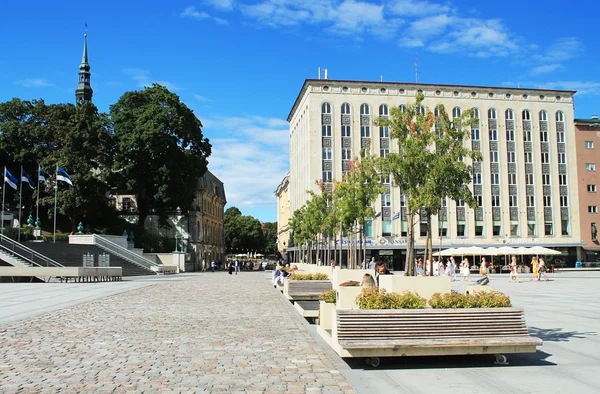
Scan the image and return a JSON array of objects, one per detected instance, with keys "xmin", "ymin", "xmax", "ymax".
[{"xmin": 287, "ymin": 79, "xmax": 582, "ymax": 269}]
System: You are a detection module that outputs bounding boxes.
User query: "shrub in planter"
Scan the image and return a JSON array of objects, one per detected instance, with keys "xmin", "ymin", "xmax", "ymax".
[
  {"xmin": 290, "ymin": 273, "xmax": 329, "ymax": 280},
  {"xmin": 473, "ymin": 291, "xmax": 512, "ymax": 308},
  {"xmin": 430, "ymin": 291, "xmax": 512, "ymax": 308},
  {"xmin": 356, "ymin": 289, "xmax": 427, "ymax": 310},
  {"xmin": 319, "ymin": 289, "xmax": 337, "ymax": 303}
]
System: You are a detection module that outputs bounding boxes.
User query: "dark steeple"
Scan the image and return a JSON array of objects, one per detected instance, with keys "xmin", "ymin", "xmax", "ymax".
[{"xmin": 75, "ymin": 25, "xmax": 93, "ymax": 104}]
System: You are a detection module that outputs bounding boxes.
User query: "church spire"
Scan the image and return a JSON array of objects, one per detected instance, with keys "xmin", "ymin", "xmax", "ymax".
[{"xmin": 75, "ymin": 24, "xmax": 93, "ymax": 104}]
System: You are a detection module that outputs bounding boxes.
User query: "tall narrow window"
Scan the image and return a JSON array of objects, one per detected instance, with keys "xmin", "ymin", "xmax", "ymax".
[
  {"xmin": 471, "ymin": 107, "xmax": 480, "ymax": 140},
  {"xmin": 321, "ymin": 102, "xmax": 332, "ymax": 137},
  {"xmin": 379, "ymin": 104, "xmax": 389, "ymax": 138},
  {"xmin": 360, "ymin": 103, "xmax": 370, "ymax": 138},
  {"xmin": 341, "ymin": 103, "xmax": 351, "ymax": 137}
]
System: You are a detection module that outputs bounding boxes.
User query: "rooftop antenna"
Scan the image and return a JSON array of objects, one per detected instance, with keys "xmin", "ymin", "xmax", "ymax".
[
  {"xmin": 414, "ymin": 59, "xmax": 419, "ymax": 83},
  {"xmin": 380, "ymin": 75, "xmax": 383, "ymax": 82},
  {"xmin": 317, "ymin": 67, "xmax": 328, "ymax": 80}
]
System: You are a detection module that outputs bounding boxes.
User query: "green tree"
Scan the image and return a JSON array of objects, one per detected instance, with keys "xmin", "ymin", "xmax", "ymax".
[
  {"xmin": 378, "ymin": 93, "xmax": 436, "ymax": 275},
  {"xmin": 223, "ymin": 207, "xmax": 264, "ymax": 254},
  {"xmin": 110, "ymin": 84, "xmax": 211, "ymax": 228},
  {"xmin": 261, "ymin": 222, "xmax": 278, "ymax": 254},
  {"xmin": 333, "ymin": 143, "xmax": 384, "ymax": 268},
  {"xmin": 0, "ymin": 99, "xmax": 114, "ymax": 232},
  {"xmin": 421, "ymin": 106, "xmax": 480, "ymax": 267}
]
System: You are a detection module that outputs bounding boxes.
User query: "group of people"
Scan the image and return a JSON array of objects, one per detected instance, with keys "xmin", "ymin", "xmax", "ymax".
[
  {"xmin": 273, "ymin": 265, "xmax": 298, "ymax": 287},
  {"xmin": 413, "ymin": 256, "xmax": 473, "ymax": 282},
  {"xmin": 510, "ymin": 256, "xmax": 550, "ymax": 283}
]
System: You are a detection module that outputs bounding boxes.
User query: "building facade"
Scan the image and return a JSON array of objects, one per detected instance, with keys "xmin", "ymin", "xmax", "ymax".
[
  {"xmin": 288, "ymin": 79, "xmax": 582, "ymax": 268},
  {"xmin": 275, "ymin": 172, "xmax": 291, "ymax": 257},
  {"xmin": 110, "ymin": 169, "xmax": 226, "ymax": 270},
  {"xmin": 189, "ymin": 170, "xmax": 227, "ymax": 268},
  {"xmin": 575, "ymin": 117, "xmax": 600, "ymax": 262}
]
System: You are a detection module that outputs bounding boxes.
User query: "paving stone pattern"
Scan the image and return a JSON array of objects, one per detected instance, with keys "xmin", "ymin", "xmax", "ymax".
[{"xmin": 0, "ymin": 273, "xmax": 355, "ymax": 393}]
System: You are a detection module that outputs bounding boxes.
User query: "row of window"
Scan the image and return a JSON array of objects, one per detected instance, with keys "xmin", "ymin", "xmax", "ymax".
[
  {"xmin": 322, "ymin": 103, "xmax": 566, "ymax": 123},
  {"xmin": 363, "ymin": 220, "xmax": 568, "ymax": 237},
  {"xmin": 481, "ymin": 128, "xmax": 564, "ymax": 143}
]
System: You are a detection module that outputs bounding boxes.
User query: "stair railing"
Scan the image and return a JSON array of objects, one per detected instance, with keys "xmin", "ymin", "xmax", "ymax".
[
  {"xmin": 0, "ymin": 234, "xmax": 63, "ymax": 267},
  {"xmin": 92, "ymin": 235, "xmax": 159, "ymax": 271}
]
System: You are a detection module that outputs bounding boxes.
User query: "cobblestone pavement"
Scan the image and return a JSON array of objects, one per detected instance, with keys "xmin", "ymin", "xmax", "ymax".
[{"xmin": 0, "ymin": 272, "xmax": 355, "ymax": 393}]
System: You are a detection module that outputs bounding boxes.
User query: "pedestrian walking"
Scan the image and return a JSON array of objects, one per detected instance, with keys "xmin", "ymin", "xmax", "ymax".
[
  {"xmin": 234, "ymin": 259, "xmax": 239, "ymax": 275},
  {"xmin": 211, "ymin": 260, "xmax": 216, "ymax": 272}
]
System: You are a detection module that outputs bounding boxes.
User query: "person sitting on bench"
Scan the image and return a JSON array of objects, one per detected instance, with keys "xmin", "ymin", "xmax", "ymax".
[{"xmin": 375, "ymin": 261, "xmax": 393, "ymax": 285}]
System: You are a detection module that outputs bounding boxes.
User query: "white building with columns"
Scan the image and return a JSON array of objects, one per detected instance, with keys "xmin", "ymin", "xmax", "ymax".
[{"xmin": 287, "ymin": 78, "xmax": 582, "ymax": 269}]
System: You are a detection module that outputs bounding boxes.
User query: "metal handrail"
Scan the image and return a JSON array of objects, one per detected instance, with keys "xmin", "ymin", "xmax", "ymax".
[
  {"xmin": 0, "ymin": 242, "xmax": 43, "ymax": 267},
  {"xmin": 0, "ymin": 234, "xmax": 63, "ymax": 267},
  {"xmin": 92, "ymin": 234, "xmax": 159, "ymax": 271}
]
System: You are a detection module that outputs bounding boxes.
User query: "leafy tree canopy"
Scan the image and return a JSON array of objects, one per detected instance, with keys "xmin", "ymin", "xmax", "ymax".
[{"xmin": 110, "ymin": 84, "xmax": 211, "ymax": 227}]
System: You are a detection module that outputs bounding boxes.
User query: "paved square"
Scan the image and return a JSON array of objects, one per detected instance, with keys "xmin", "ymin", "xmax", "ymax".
[{"xmin": 0, "ymin": 273, "xmax": 354, "ymax": 393}]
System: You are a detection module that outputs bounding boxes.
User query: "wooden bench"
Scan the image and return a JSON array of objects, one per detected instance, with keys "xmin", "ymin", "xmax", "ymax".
[
  {"xmin": 331, "ymin": 308, "xmax": 542, "ymax": 367},
  {"xmin": 284, "ymin": 280, "xmax": 332, "ymax": 301}
]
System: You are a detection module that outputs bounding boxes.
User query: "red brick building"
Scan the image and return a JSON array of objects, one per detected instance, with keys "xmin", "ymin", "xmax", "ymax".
[{"xmin": 575, "ymin": 116, "xmax": 600, "ymax": 263}]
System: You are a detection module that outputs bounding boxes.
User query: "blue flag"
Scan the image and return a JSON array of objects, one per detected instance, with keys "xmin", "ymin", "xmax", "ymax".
[
  {"xmin": 56, "ymin": 167, "xmax": 73, "ymax": 186},
  {"xmin": 4, "ymin": 168, "xmax": 18, "ymax": 190},
  {"xmin": 39, "ymin": 166, "xmax": 46, "ymax": 183},
  {"xmin": 392, "ymin": 212, "xmax": 400, "ymax": 221},
  {"xmin": 21, "ymin": 169, "xmax": 35, "ymax": 189}
]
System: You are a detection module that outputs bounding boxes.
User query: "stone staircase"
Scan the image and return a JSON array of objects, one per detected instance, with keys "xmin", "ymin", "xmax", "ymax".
[
  {"xmin": 0, "ymin": 249, "xmax": 35, "ymax": 268},
  {"xmin": 23, "ymin": 242, "xmax": 156, "ymax": 277}
]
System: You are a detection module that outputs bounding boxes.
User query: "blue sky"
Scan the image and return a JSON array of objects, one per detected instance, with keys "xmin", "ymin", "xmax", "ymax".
[{"xmin": 1, "ymin": 0, "xmax": 598, "ymax": 223}]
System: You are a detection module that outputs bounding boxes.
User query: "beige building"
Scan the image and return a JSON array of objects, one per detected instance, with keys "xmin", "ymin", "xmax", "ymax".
[
  {"xmin": 275, "ymin": 173, "xmax": 291, "ymax": 256},
  {"xmin": 287, "ymin": 78, "xmax": 582, "ymax": 268},
  {"xmin": 189, "ymin": 170, "xmax": 227, "ymax": 268},
  {"xmin": 575, "ymin": 117, "xmax": 600, "ymax": 262},
  {"xmin": 111, "ymin": 169, "xmax": 226, "ymax": 270}
]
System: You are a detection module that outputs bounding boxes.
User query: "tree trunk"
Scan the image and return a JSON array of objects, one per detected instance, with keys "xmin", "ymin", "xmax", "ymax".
[
  {"xmin": 361, "ymin": 219, "xmax": 366, "ymax": 269},
  {"xmin": 425, "ymin": 212, "xmax": 432, "ymax": 276},
  {"xmin": 339, "ymin": 222, "xmax": 343, "ymax": 267},
  {"xmin": 405, "ymin": 209, "xmax": 416, "ymax": 276}
]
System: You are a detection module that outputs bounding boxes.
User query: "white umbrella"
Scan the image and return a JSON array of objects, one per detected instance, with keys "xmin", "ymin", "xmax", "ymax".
[
  {"xmin": 255, "ymin": 253, "xmax": 264, "ymax": 257},
  {"xmin": 496, "ymin": 246, "xmax": 517, "ymax": 255},
  {"xmin": 438, "ymin": 247, "xmax": 460, "ymax": 256},
  {"xmin": 483, "ymin": 247, "xmax": 502, "ymax": 256},
  {"xmin": 461, "ymin": 246, "xmax": 488, "ymax": 255},
  {"xmin": 514, "ymin": 247, "xmax": 532, "ymax": 255},
  {"xmin": 527, "ymin": 246, "xmax": 562, "ymax": 255}
]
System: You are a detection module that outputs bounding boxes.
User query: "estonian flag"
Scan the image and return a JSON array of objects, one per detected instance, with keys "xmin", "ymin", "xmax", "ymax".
[
  {"xmin": 56, "ymin": 167, "xmax": 73, "ymax": 186},
  {"xmin": 392, "ymin": 212, "xmax": 400, "ymax": 221},
  {"xmin": 4, "ymin": 168, "xmax": 18, "ymax": 190},
  {"xmin": 39, "ymin": 166, "xmax": 46, "ymax": 183},
  {"xmin": 21, "ymin": 169, "xmax": 35, "ymax": 189}
]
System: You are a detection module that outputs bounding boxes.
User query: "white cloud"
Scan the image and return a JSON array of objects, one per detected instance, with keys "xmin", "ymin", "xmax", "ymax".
[
  {"xmin": 531, "ymin": 64, "xmax": 563, "ymax": 75},
  {"xmin": 123, "ymin": 68, "xmax": 184, "ymax": 91},
  {"xmin": 202, "ymin": 115, "xmax": 289, "ymax": 209},
  {"xmin": 388, "ymin": 0, "xmax": 450, "ymax": 17},
  {"xmin": 194, "ymin": 94, "xmax": 211, "ymax": 102},
  {"xmin": 535, "ymin": 81, "xmax": 600, "ymax": 96},
  {"xmin": 181, "ymin": 6, "xmax": 229, "ymax": 24},
  {"xmin": 205, "ymin": 0, "xmax": 235, "ymax": 11},
  {"xmin": 14, "ymin": 78, "xmax": 55, "ymax": 88}
]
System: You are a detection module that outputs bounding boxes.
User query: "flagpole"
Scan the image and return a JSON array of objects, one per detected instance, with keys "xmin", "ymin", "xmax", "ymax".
[
  {"xmin": 18, "ymin": 165, "xmax": 23, "ymax": 242},
  {"xmin": 53, "ymin": 165, "xmax": 58, "ymax": 243},
  {"xmin": 1, "ymin": 167, "xmax": 5, "ymax": 236},
  {"xmin": 36, "ymin": 165, "xmax": 40, "ymax": 227}
]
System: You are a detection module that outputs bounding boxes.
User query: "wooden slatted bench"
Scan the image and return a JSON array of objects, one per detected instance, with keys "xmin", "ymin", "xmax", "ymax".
[
  {"xmin": 332, "ymin": 308, "xmax": 542, "ymax": 367},
  {"xmin": 284, "ymin": 280, "xmax": 332, "ymax": 301}
]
